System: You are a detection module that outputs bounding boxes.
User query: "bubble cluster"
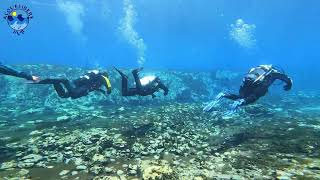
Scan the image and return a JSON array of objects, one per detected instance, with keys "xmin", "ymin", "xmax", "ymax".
[
  {"xmin": 119, "ymin": 0, "xmax": 147, "ymax": 66},
  {"xmin": 56, "ymin": 0, "xmax": 86, "ymax": 41},
  {"xmin": 230, "ymin": 19, "xmax": 257, "ymax": 49}
]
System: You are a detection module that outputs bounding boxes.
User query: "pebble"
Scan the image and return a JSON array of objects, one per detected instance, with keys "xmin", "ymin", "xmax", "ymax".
[
  {"xmin": 18, "ymin": 169, "xmax": 29, "ymax": 176},
  {"xmin": 57, "ymin": 116, "xmax": 69, "ymax": 121},
  {"xmin": 29, "ymin": 130, "xmax": 43, "ymax": 136},
  {"xmin": 118, "ymin": 107, "xmax": 125, "ymax": 111},
  {"xmin": 71, "ymin": 171, "xmax": 78, "ymax": 176},
  {"xmin": 59, "ymin": 170, "xmax": 70, "ymax": 176},
  {"xmin": 76, "ymin": 165, "xmax": 87, "ymax": 170},
  {"xmin": 117, "ymin": 170, "xmax": 124, "ymax": 176},
  {"xmin": 105, "ymin": 167, "xmax": 113, "ymax": 173},
  {"xmin": 128, "ymin": 169, "xmax": 137, "ymax": 175}
]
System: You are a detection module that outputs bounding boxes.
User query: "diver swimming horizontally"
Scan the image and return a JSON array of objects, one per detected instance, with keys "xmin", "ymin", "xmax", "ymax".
[
  {"xmin": 114, "ymin": 67, "xmax": 169, "ymax": 98},
  {"xmin": 204, "ymin": 65, "xmax": 293, "ymax": 114},
  {"xmin": 0, "ymin": 63, "xmax": 39, "ymax": 82},
  {"xmin": 31, "ymin": 70, "xmax": 112, "ymax": 99}
]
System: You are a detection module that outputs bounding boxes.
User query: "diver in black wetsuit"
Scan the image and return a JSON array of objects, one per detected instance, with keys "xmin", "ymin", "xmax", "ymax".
[
  {"xmin": 114, "ymin": 67, "xmax": 169, "ymax": 98},
  {"xmin": 204, "ymin": 65, "xmax": 293, "ymax": 113},
  {"xmin": 32, "ymin": 70, "xmax": 112, "ymax": 99},
  {"xmin": 0, "ymin": 63, "xmax": 39, "ymax": 81}
]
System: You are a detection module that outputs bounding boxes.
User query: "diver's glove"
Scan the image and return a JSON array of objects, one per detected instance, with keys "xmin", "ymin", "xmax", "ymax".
[
  {"xmin": 283, "ymin": 79, "xmax": 293, "ymax": 91},
  {"xmin": 203, "ymin": 92, "xmax": 225, "ymax": 112},
  {"xmin": 224, "ymin": 99, "xmax": 245, "ymax": 116}
]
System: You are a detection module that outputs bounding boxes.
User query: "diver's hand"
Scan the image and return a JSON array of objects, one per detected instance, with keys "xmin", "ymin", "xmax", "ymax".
[
  {"xmin": 283, "ymin": 85, "xmax": 291, "ymax": 91},
  {"xmin": 32, "ymin": 76, "xmax": 40, "ymax": 82},
  {"xmin": 283, "ymin": 80, "xmax": 292, "ymax": 91}
]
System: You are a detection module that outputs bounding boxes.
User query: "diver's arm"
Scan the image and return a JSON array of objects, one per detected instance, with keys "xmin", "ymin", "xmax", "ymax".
[
  {"xmin": 96, "ymin": 89, "xmax": 105, "ymax": 94},
  {"xmin": 270, "ymin": 72, "xmax": 293, "ymax": 91},
  {"xmin": 0, "ymin": 64, "xmax": 33, "ymax": 80},
  {"xmin": 157, "ymin": 80, "xmax": 169, "ymax": 96},
  {"xmin": 223, "ymin": 93, "xmax": 241, "ymax": 100}
]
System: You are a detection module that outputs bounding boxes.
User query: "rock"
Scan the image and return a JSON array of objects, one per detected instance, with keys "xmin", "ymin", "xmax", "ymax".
[
  {"xmin": 57, "ymin": 115, "xmax": 70, "ymax": 121},
  {"xmin": 307, "ymin": 160, "xmax": 320, "ymax": 170},
  {"xmin": 117, "ymin": 170, "xmax": 124, "ymax": 176},
  {"xmin": 92, "ymin": 154, "xmax": 106, "ymax": 163},
  {"xmin": 128, "ymin": 170, "xmax": 137, "ymax": 176},
  {"xmin": 74, "ymin": 158, "xmax": 83, "ymax": 166},
  {"xmin": 29, "ymin": 130, "xmax": 43, "ymax": 136},
  {"xmin": 18, "ymin": 169, "xmax": 29, "ymax": 176},
  {"xmin": 22, "ymin": 154, "xmax": 43, "ymax": 164},
  {"xmin": 59, "ymin": 170, "xmax": 70, "ymax": 176},
  {"xmin": 0, "ymin": 161, "xmax": 16, "ymax": 170},
  {"xmin": 18, "ymin": 162, "xmax": 34, "ymax": 168},
  {"xmin": 76, "ymin": 165, "xmax": 87, "ymax": 170},
  {"xmin": 141, "ymin": 160, "xmax": 175, "ymax": 180},
  {"xmin": 90, "ymin": 165, "xmax": 103, "ymax": 175},
  {"xmin": 71, "ymin": 171, "xmax": 78, "ymax": 176},
  {"xmin": 129, "ymin": 164, "xmax": 138, "ymax": 171},
  {"xmin": 105, "ymin": 167, "xmax": 114, "ymax": 173},
  {"xmin": 118, "ymin": 107, "xmax": 125, "ymax": 111},
  {"xmin": 276, "ymin": 170, "xmax": 292, "ymax": 180}
]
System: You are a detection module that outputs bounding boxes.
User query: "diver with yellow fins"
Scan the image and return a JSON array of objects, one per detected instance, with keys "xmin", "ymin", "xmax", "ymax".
[{"xmin": 31, "ymin": 70, "xmax": 112, "ymax": 99}]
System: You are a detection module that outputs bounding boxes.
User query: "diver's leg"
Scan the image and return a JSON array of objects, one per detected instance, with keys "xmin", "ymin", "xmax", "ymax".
[
  {"xmin": 53, "ymin": 83, "xmax": 70, "ymax": 98},
  {"xmin": 223, "ymin": 93, "xmax": 241, "ymax": 101},
  {"xmin": 125, "ymin": 88, "xmax": 138, "ymax": 96},
  {"xmin": 59, "ymin": 79, "xmax": 75, "ymax": 92},
  {"xmin": 34, "ymin": 79, "xmax": 62, "ymax": 84},
  {"xmin": 40, "ymin": 79, "xmax": 74, "ymax": 98},
  {"xmin": 69, "ymin": 87, "xmax": 88, "ymax": 99},
  {"xmin": 114, "ymin": 67, "xmax": 131, "ymax": 96},
  {"xmin": 52, "ymin": 79, "xmax": 73, "ymax": 98},
  {"xmin": 132, "ymin": 69, "xmax": 142, "ymax": 90},
  {"xmin": 114, "ymin": 67, "xmax": 128, "ymax": 79}
]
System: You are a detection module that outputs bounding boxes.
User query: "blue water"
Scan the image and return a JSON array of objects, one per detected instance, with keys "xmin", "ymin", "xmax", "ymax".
[{"xmin": 0, "ymin": 0, "xmax": 319, "ymax": 89}]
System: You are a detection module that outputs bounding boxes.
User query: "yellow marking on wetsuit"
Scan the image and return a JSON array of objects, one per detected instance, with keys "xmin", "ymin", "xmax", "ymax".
[
  {"xmin": 102, "ymin": 75, "xmax": 112, "ymax": 91},
  {"xmin": 12, "ymin": 11, "xmax": 17, "ymax": 17}
]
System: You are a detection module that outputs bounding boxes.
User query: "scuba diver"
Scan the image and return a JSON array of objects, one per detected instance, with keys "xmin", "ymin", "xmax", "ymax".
[
  {"xmin": 0, "ymin": 63, "xmax": 39, "ymax": 81},
  {"xmin": 203, "ymin": 65, "xmax": 293, "ymax": 114},
  {"xmin": 114, "ymin": 67, "xmax": 169, "ymax": 98},
  {"xmin": 31, "ymin": 70, "xmax": 112, "ymax": 99}
]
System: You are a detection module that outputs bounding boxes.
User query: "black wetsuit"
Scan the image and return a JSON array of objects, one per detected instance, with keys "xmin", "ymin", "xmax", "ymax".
[
  {"xmin": 35, "ymin": 71, "xmax": 111, "ymax": 99},
  {"xmin": 0, "ymin": 63, "xmax": 33, "ymax": 80},
  {"xmin": 117, "ymin": 68, "xmax": 168, "ymax": 98},
  {"xmin": 223, "ymin": 66, "xmax": 292, "ymax": 106}
]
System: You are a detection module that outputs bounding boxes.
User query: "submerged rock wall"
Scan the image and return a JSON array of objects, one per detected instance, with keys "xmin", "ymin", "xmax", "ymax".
[{"xmin": 0, "ymin": 64, "xmax": 242, "ymax": 109}]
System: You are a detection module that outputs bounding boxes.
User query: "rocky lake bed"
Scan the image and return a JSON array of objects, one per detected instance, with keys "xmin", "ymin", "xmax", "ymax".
[{"xmin": 0, "ymin": 65, "xmax": 319, "ymax": 179}]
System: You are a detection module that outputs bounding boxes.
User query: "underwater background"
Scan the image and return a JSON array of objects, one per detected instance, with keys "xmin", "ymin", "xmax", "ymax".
[
  {"xmin": 1, "ymin": 0, "xmax": 320, "ymax": 180},
  {"xmin": 1, "ymin": 0, "xmax": 320, "ymax": 89}
]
